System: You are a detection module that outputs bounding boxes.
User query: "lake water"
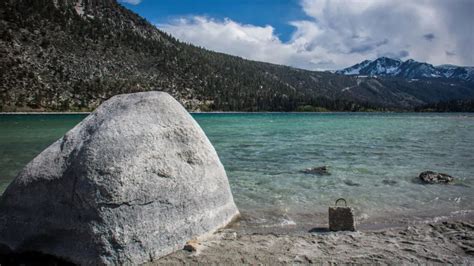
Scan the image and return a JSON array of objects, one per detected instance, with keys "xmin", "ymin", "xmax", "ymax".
[{"xmin": 1, "ymin": 113, "xmax": 473, "ymax": 231}]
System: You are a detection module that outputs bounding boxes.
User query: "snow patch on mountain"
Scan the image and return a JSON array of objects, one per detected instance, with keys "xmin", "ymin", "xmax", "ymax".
[
  {"xmin": 75, "ymin": 0, "xmax": 85, "ymax": 16},
  {"xmin": 337, "ymin": 57, "xmax": 474, "ymax": 82}
]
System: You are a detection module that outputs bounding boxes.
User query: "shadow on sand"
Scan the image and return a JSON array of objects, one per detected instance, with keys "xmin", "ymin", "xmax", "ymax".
[{"xmin": 308, "ymin": 227, "xmax": 330, "ymax": 233}]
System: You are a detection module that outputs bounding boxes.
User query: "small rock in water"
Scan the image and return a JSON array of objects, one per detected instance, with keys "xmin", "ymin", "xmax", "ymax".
[
  {"xmin": 344, "ymin": 180, "xmax": 361, "ymax": 186},
  {"xmin": 419, "ymin": 171, "xmax": 454, "ymax": 184},
  {"xmin": 301, "ymin": 166, "xmax": 330, "ymax": 175},
  {"xmin": 382, "ymin": 179, "xmax": 398, "ymax": 186}
]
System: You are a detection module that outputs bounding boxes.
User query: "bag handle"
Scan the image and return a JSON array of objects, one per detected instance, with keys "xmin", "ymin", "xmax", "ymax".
[{"xmin": 335, "ymin": 198, "xmax": 347, "ymax": 207}]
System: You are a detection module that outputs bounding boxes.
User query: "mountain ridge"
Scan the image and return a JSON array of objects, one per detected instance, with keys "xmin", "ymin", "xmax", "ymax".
[
  {"xmin": 337, "ymin": 57, "xmax": 474, "ymax": 82},
  {"xmin": 1, "ymin": 0, "xmax": 474, "ymax": 112}
]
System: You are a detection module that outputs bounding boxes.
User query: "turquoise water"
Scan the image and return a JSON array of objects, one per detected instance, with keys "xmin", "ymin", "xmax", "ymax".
[{"xmin": 1, "ymin": 113, "xmax": 474, "ymax": 229}]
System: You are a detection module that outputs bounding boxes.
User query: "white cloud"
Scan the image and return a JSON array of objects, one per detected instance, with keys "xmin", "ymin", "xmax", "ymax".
[
  {"xmin": 158, "ymin": 0, "xmax": 474, "ymax": 70},
  {"xmin": 119, "ymin": 0, "xmax": 142, "ymax": 5},
  {"xmin": 158, "ymin": 17, "xmax": 309, "ymax": 67}
]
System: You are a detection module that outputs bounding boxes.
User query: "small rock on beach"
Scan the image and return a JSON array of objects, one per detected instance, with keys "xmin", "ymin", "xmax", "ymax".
[{"xmin": 183, "ymin": 240, "xmax": 202, "ymax": 252}]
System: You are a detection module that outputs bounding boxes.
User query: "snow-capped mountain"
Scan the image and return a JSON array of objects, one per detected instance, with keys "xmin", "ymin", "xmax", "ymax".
[
  {"xmin": 337, "ymin": 57, "xmax": 474, "ymax": 82},
  {"xmin": 436, "ymin": 64, "xmax": 474, "ymax": 81}
]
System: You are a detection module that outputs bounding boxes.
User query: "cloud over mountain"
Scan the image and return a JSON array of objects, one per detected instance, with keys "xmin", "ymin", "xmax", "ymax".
[{"xmin": 158, "ymin": 0, "xmax": 474, "ymax": 70}]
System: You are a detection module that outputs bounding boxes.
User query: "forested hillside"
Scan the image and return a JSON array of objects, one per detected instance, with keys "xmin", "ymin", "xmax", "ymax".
[
  {"xmin": 1, "ymin": 0, "xmax": 474, "ymax": 112},
  {"xmin": 415, "ymin": 99, "xmax": 474, "ymax": 112}
]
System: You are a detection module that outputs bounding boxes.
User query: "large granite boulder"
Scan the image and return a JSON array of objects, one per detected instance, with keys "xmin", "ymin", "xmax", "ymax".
[{"xmin": 0, "ymin": 92, "xmax": 239, "ymax": 264}]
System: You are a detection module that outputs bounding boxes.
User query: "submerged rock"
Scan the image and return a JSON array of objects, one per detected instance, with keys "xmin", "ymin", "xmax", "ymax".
[
  {"xmin": 0, "ymin": 92, "xmax": 239, "ymax": 264},
  {"xmin": 382, "ymin": 179, "xmax": 398, "ymax": 186},
  {"xmin": 419, "ymin": 171, "xmax": 454, "ymax": 184},
  {"xmin": 301, "ymin": 166, "xmax": 330, "ymax": 175},
  {"xmin": 344, "ymin": 180, "xmax": 361, "ymax": 187}
]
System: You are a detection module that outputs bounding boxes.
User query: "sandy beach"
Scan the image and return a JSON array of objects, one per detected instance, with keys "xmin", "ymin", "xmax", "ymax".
[{"xmin": 156, "ymin": 219, "xmax": 474, "ymax": 264}]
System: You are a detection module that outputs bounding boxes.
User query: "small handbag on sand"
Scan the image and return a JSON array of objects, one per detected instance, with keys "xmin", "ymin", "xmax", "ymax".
[{"xmin": 328, "ymin": 198, "xmax": 356, "ymax": 231}]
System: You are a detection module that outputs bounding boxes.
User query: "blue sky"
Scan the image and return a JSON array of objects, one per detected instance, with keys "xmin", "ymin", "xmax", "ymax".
[
  {"xmin": 120, "ymin": 0, "xmax": 474, "ymax": 70},
  {"xmin": 123, "ymin": 0, "xmax": 309, "ymax": 42}
]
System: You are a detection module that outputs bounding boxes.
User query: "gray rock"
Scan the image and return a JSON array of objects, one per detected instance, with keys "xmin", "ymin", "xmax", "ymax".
[
  {"xmin": 0, "ymin": 91, "xmax": 239, "ymax": 264},
  {"xmin": 343, "ymin": 180, "xmax": 361, "ymax": 187},
  {"xmin": 419, "ymin": 171, "xmax": 454, "ymax": 184},
  {"xmin": 382, "ymin": 179, "xmax": 398, "ymax": 186},
  {"xmin": 301, "ymin": 166, "xmax": 330, "ymax": 175}
]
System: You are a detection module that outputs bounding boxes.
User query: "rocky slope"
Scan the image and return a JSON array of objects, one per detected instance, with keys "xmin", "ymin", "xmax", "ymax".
[
  {"xmin": 337, "ymin": 57, "xmax": 474, "ymax": 82},
  {"xmin": 1, "ymin": 0, "xmax": 474, "ymax": 112}
]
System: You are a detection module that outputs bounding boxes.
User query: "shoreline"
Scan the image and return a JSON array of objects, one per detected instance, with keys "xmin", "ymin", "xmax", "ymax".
[
  {"xmin": 228, "ymin": 208, "xmax": 474, "ymax": 235},
  {"xmin": 155, "ymin": 217, "xmax": 474, "ymax": 264},
  {"xmin": 1, "ymin": 111, "xmax": 474, "ymax": 115}
]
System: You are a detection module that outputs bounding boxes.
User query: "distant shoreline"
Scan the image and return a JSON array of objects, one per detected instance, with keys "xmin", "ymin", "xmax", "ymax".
[{"xmin": 0, "ymin": 111, "xmax": 473, "ymax": 115}]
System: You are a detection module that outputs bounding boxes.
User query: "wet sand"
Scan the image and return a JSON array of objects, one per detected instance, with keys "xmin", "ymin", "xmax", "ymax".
[{"xmin": 155, "ymin": 219, "xmax": 474, "ymax": 264}]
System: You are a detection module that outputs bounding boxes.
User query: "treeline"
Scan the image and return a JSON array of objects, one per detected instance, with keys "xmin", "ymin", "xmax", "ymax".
[{"xmin": 415, "ymin": 99, "xmax": 474, "ymax": 112}]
